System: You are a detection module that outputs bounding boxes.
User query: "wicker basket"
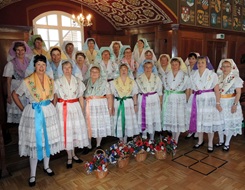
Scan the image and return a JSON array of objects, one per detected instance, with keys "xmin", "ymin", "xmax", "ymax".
[
  {"xmin": 118, "ymin": 155, "xmax": 130, "ymax": 168},
  {"xmin": 155, "ymin": 150, "xmax": 166, "ymax": 160},
  {"xmin": 94, "ymin": 169, "xmax": 109, "ymax": 179},
  {"xmin": 94, "ymin": 149, "xmax": 108, "ymax": 178},
  {"xmin": 135, "ymin": 150, "xmax": 147, "ymax": 162}
]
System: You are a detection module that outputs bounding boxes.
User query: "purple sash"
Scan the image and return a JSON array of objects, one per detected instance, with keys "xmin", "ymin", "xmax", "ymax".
[
  {"xmin": 140, "ymin": 92, "xmax": 157, "ymax": 131},
  {"xmin": 189, "ymin": 89, "xmax": 214, "ymax": 133}
]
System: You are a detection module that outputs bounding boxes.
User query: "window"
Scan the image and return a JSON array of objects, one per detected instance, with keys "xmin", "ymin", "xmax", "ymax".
[{"xmin": 33, "ymin": 11, "xmax": 83, "ymax": 50}]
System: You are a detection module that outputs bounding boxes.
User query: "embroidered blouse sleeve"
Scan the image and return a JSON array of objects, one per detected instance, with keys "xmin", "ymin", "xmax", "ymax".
[
  {"xmin": 132, "ymin": 81, "xmax": 138, "ymax": 95},
  {"xmin": 15, "ymin": 81, "xmax": 26, "ymax": 96},
  {"xmin": 156, "ymin": 77, "xmax": 163, "ymax": 96},
  {"xmin": 184, "ymin": 76, "xmax": 191, "ymax": 89},
  {"xmin": 78, "ymin": 80, "xmax": 86, "ymax": 97},
  {"xmin": 234, "ymin": 76, "xmax": 244, "ymax": 88},
  {"xmin": 212, "ymin": 73, "xmax": 219, "ymax": 87},
  {"xmin": 2, "ymin": 62, "xmax": 14, "ymax": 77},
  {"xmin": 105, "ymin": 82, "xmax": 112, "ymax": 94},
  {"xmin": 54, "ymin": 80, "xmax": 59, "ymax": 94},
  {"xmin": 109, "ymin": 81, "xmax": 116, "ymax": 95}
]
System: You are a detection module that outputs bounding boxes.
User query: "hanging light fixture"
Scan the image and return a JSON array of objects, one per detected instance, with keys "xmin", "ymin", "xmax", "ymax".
[{"xmin": 72, "ymin": 5, "xmax": 92, "ymax": 27}]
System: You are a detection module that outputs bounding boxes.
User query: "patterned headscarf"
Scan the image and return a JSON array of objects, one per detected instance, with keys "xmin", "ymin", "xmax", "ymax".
[
  {"xmin": 133, "ymin": 38, "xmax": 150, "ymax": 52},
  {"xmin": 8, "ymin": 41, "xmax": 32, "ymax": 61},
  {"xmin": 27, "ymin": 34, "xmax": 47, "ymax": 50},
  {"xmin": 216, "ymin": 58, "xmax": 239, "ymax": 76},
  {"xmin": 95, "ymin": 47, "xmax": 115, "ymax": 63}
]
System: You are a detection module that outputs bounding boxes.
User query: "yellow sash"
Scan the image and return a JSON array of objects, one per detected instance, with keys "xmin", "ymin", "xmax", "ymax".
[{"xmin": 24, "ymin": 73, "xmax": 54, "ymax": 102}]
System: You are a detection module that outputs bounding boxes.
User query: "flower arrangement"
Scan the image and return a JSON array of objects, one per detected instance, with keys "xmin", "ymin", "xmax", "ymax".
[
  {"xmin": 127, "ymin": 136, "xmax": 154, "ymax": 156},
  {"xmin": 106, "ymin": 141, "xmax": 131, "ymax": 164},
  {"xmin": 164, "ymin": 136, "xmax": 177, "ymax": 157},
  {"xmin": 154, "ymin": 138, "xmax": 166, "ymax": 152},
  {"xmin": 84, "ymin": 151, "xmax": 108, "ymax": 174}
]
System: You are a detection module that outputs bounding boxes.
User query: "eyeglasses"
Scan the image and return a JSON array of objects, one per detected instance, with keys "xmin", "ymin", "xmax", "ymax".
[{"xmin": 222, "ymin": 66, "xmax": 231, "ymax": 68}]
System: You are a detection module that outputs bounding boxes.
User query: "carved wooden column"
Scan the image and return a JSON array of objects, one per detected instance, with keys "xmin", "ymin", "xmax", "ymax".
[{"xmin": 171, "ymin": 24, "xmax": 179, "ymax": 57}]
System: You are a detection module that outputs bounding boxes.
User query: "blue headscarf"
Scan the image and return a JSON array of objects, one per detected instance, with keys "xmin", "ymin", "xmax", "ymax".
[{"xmin": 137, "ymin": 59, "xmax": 158, "ymax": 75}]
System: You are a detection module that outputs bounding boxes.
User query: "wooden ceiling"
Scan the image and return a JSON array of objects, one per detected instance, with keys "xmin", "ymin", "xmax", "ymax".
[{"xmin": 0, "ymin": 0, "xmax": 176, "ymax": 30}]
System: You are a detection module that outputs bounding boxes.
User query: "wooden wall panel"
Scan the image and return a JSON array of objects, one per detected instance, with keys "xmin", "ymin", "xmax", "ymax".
[{"xmin": 178, "ymin": 30, "xmax": 205, "ymax": 59}]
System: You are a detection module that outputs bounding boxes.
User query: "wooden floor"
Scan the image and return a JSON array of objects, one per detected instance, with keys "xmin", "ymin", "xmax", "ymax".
[{"xmin": 1, "ymin": 128, "xmax": 245, "ymax": 190}]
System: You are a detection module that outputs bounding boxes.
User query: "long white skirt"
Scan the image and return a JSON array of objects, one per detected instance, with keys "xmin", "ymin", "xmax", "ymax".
[
  {"xmin": 56, "ymin": 101, "xmax": 89, "ymax": 150},
  {"xmin": 112, "ymin": 98, "xmax": 140, "ymax": 137},
  {"xmin": 186, "ymin": 92, "xmax": 223, "ymax": 133},
  {"xmin": 138, "ymin": 93, "xmax": 162, "ymax": 136},
  {"xmin": 7, "ymin": 79, "xmax": 27, "ymax": 123},
  {"xmin": 19, "ymin": 103, "xmax": 62, "ymax": 159},
  {"xmin": 162, "ymin": 93, "xmax": 187, "ymax": 132},
  {"xmin": 220, "ymin": 97, "xmax": 243, "ymax": 136},
  {"xmin": 85, "ymin": 98, "xmax": 111, "ymax": 138}
]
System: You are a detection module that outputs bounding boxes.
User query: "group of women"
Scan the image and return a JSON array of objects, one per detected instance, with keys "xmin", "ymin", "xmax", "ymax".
[{"xmin": 3, "ymin": 36, "xmax": 243, "ymax": 186}]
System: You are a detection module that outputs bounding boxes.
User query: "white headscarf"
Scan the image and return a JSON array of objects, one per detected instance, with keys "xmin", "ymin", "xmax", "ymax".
[
  {"xmin": 170, "ymin": 57, "xmax": 188, "ymax": 73},
  {"xmin": 216, "ymin": 58, "xmax": 239, "ymax": 76}
]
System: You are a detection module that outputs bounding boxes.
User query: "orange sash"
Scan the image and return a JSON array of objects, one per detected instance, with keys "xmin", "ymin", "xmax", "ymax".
[
  {"xmin": 221, "ymin": 93, "xmax": 236, "ymax": 98},
  {"xmin": 58, "ymin": 98, "xmax": 79, "ymax": 148}
]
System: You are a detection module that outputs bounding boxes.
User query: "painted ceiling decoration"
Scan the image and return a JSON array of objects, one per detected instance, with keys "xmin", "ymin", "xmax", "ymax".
[
  {"xmin": 72, "ymin": 0, "xmax": 173, "ymax": 30},
  {"xmin": 0, "ymin": 0, "xmax": 20, "ymax": 9},
  {"xmin": 0, "ymin": 0, "xmax": 173, "ymax": 30}
]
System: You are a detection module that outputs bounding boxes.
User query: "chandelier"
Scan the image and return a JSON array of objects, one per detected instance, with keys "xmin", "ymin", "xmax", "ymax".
[{"xmin": 72, "ymin": 6, "xmax": 92, "ymax": 27}]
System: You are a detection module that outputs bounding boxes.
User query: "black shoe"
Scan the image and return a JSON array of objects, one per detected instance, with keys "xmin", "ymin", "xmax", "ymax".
[
  {"xmin": 185, "ymin": 133, "xmax": 194, "ymax": 139},
  {"xmin": 72, "ymin": 156, "xmax": 83, "ymax": 163},
  {"xmin": 193, "ymin": 141, "xmax": 204, "ymax": 149},
  {"xmin": 215, "ymin": 142, "xmax": 224, "ymax": 147},
  {"xmin": 43, "ymin": 168, "xmax": 55, "ymax": 176},
  {"xmin": 82, "ymin": 147, "xmax": 92, "ymax": 155},
  {"xmin": 207, "ymin": 146, "xmax": 214, "ymax": 153},
  {"xmin": 222, "ymin": 145, "xmax": 230, "ymax": 151},
  {"xmin": 28, "ymin": 176, "xmax": 36, "ymax": 187},
  {"xmin": 66, "ymin": 159, "xmax": 72, "ymax": 169}
]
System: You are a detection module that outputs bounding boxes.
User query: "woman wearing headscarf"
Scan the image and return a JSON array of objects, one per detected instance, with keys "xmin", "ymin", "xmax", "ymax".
[
  {"xmin": 28, "ymin": 35, "xmax": 49, "ymax": 57},
  {"xmin": 132, "ymin": 38, "xmax": 157, "ymax": 65},
  {"xmin": 109, "ymin": 41, "xmax": 123, "ymax": 64},
  {"xmin": 83, "ymin": 38, "xmax": 99, "ymax": 64},
  {"xmin": 75, "ymin": 51, "xmax": 90, "ymax": 82},
  {"xmin": 161, "ymin": 57, "xmax": 190, "ymax": 144},
  {"xmin": 54, "ymin": 60, "xmax": 89, "ymax": 168},
  {"xmin": 62, "ymin": 41, "xmax": 77, "ymax": 61},
  {"xmin": 136, "ymin": 60, "xmax": 162, "ymax": 140},
  {"xmin": 156, "ymin": 54, "xmax": 171, "ymax": 79},
  {"xmin": 12, "ymin": 55, "xmax": 62, "ymax": 187},
  {"xmin": 215, "ymin": 59, "xmax": 243, "ymax": 151},
  {"xmin": 187, "ymin": 56, "xmax": 223, "ymax": 153},
  {"xmin": 119, "ymin": 45, "xmax": 139, "ymax": 79},
  {"xmin": 48, "ymin": 46, "xmax": 82, "ymax": 81},
  {"xmin": 137, "ymin": 49, "xmax": 158, "ymax": 76},
  {"xmin": 96, "ymin": 47, "xmax": 118, "ymax": 82},
  {"xmin": 110, "ymin": 63, "xmax": 140, "ymax": 143},
  {"xmin": 3, "ymin": 41, "xmax": 32, "ymax": 123},
  {"xmin": 84, "ymin": 64, "xmax": 113, "ymax": 152}
]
